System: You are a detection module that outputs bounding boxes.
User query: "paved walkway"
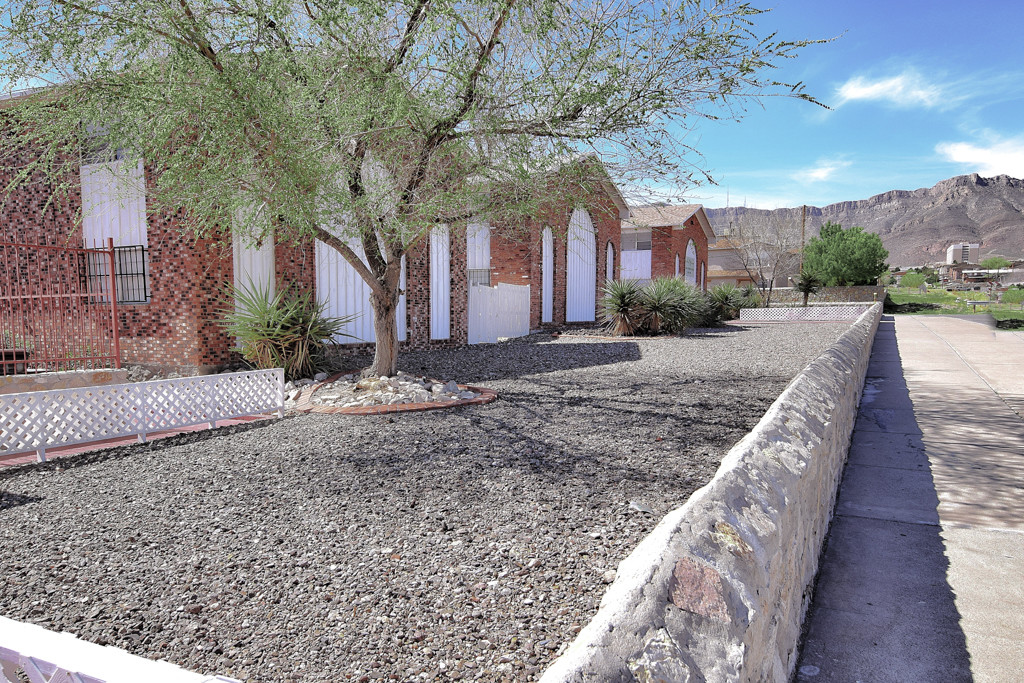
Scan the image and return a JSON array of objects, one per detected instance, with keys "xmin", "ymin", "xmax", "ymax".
[{"xmin": 797, "ymin": 315, "xmax": 1024, "ymax": 683}]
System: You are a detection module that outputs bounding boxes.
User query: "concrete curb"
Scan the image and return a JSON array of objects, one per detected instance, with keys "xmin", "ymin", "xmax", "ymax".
[{"xmin": 541, "ymin": 303, "xmax": 883, "ymax": 683}]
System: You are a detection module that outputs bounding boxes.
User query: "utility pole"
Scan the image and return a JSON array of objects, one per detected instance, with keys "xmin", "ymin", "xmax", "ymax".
[{"xmin": 799, "ymin": 204, "xmax": 806, "ymax": 274}]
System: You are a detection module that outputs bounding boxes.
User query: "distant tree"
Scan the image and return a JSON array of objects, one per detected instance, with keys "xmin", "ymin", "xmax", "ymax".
[
  {"xmin": 980, "ymin": 257, "xmax": 1012, "ymax": 271},
  {"xmin": 900, "ymin": 272, "xmax": 926, "ymax": 289},
  {"xmin": 802, "ymin": 222, "xmax": 889, "ymax": 286},
  {"xmin": 1004, "ymin": 288, "xmax": 1024, "ymax": 310},
  {"xmin": 728, "ymin": 215, "xmax": 801, "ymax": 306},
  {"xmin": 794, "ymin": 270, "xmax": 823, "ymax": 306}
]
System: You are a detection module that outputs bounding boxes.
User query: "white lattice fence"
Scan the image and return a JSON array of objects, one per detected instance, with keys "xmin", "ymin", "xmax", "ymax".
[
  {"xmin": 0, "ymin": 370, "xmax": 283, "ymax": 462},
  {"xmin": 0, "ymin": 615, "xmax": 239, "ymax": 683},
  {"xmin": 739, "ymin": 305, "xmax": 871, "ymax": 322}
]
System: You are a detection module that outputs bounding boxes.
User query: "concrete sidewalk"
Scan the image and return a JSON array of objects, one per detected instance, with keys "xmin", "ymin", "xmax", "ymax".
[{"xmin": 797, "ymin": 315, "xmax": 1024, "ymax": 683}]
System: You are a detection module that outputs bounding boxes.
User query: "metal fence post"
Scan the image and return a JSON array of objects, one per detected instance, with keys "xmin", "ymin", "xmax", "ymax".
[{"xmin": 106, "ymin": 238, "xmax": 122, "ymax": 368}]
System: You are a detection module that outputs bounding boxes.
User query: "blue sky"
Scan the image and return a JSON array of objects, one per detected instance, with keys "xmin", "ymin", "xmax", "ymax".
[{"xmin": 684, "ymin": 0, "xmax": 1024, "ymax": 209}]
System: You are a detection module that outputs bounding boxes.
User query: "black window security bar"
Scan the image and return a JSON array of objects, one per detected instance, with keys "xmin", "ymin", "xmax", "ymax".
[
  {"xmin": 87, "ymin": 245, "xmax": 151, "ymax": 304},
  {"xmin": 468, "ymin": 268, "xmax": 492, "ymax": 287}
]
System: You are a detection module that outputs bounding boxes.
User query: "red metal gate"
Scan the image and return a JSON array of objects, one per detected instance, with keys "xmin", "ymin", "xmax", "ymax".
[{"xmin": 0, "ymin": 238, "xmax": 121, "ymax": 375}]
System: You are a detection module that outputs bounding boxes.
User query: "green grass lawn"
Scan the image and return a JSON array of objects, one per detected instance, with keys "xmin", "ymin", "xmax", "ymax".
[{"xmin": 887, "ymin": 287, "xmax": 1024, "ymax": 327}]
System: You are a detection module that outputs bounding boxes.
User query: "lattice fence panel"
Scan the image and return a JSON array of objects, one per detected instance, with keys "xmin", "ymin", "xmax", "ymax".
[
  {"xmin": 1, "ymin": 616, "xmax": 240, "ymax": 683},
  {"xmin": 739, "ymin": 305, "xmax": 871, "ymax": 322},
  {"xmin": 0, "ymin": 370, "xmax": 283, "ymax": 461}
]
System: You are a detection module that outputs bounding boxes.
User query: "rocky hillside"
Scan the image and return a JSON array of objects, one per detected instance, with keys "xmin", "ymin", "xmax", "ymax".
[{"xmin": 705, "ymin": 174, "xmax": 1024, "ymax": 267}]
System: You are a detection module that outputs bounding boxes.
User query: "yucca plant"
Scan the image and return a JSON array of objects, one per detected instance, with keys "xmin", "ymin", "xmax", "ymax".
[
  {"xmin": 740, "ymin": 283, "xmax": 762, "ymax": 308},
  {"xmin": 645, "ymin": 277, "xmax": 709, "ymax": 334},
  {"xmin": 795, "ymin": 270, "xmax": 824, "ymax": 307},
  {"xmin": 708, "ymin": 283, "xmax": 747, "ymax": 320},
  {"xmin": 599, "ymin": 279, "xmax": 645, "ymax": 336},
  {"xmin": 221, "ymin": 279, "xmax": 354, "ymax": 380}
]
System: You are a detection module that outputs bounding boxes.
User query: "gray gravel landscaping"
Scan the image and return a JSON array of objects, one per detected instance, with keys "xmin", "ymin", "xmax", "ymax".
[{"xmin": 0, "ymin": 323, "xmax": 850, "ymax": 682}]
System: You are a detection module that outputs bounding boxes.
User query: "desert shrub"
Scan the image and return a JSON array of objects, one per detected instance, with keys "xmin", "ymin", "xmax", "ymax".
[
  {"xmin": 708, "ymin": 283, "xmax": 747, "ymax": 320},
  {"xmin": 599, "ymin": 279, "xmax": 645, "ymax": 335},
  {"xmin": 740, "ymin": 282, "xmax": 762, "ymax": 308},
  {"xmin": 221, "ymin": 280, "xmax": 353, "ymax": 380}
]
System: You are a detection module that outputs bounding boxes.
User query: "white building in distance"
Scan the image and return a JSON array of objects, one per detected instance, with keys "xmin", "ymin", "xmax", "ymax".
[{"xmin": 946, "ymin": 243, "xmax": 980, "ymax": 264}]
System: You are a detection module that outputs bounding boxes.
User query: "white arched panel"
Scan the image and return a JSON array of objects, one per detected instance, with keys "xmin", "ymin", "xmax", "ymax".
[
  {"xmin": 606, "ymin": 242, "xmax": 615, "ymax": 282},
  {"xmin": 685, "ymin": 240, "xmax": 697, "ymax": 286},
  {"xmin": 674, "ymin": 253, "xmax": 680, "ymax": 277},
  {"xmin": 542, "ymin": 227, "xmax": 554, "ymax": 323},
  {"xmin": 315, "ymin": 236, "xmax": 407, "ymax": 344},
  {"xmin": 566, "ymin": 209, "xmax": 596, "ymax": 322},
  {"xmin": 700, "ymin": 262, "xmax": 706, "ymax": 290},
  {"xmin": 430, "ymin": 225, "xmax": 451, "ymax": 339}
]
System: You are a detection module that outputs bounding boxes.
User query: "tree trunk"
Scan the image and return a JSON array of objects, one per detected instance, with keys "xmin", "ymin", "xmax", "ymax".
[
  {"xmin": 365, "ymin": 259, "xmax": 404, "ymax": 378},
  {"xmin": 802, "ymin": 291, "xmax": 810, "ymax": 307}
]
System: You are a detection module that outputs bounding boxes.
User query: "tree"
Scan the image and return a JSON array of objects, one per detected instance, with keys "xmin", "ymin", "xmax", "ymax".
[
  {"xmin": 1004, "ymin": 288, "xmax": 1024, "ymax": 310},
  {"xmin": 0, "ymin": 0, "xmax": 821, "ymax": 376},
  {"xmin": 900, "ymin": 272, "xmax": 926, "ymax": 289},
  {"xmin": 727, "ymin": 215, "xmax": 801, "ymax": 306},
  {"xmin": 802, "ymin": 222, "xmax": 888, "ymax": 286},
  {"xmin": 980, "ymin": 257, "xmax": 1011, "ymax": 271},
  {"xmin": 794, "ymin": 269, "xmax": 823, "ymax": 306}
]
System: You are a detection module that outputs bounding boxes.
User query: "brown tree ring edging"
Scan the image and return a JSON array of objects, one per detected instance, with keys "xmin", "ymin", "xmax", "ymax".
[{"xmin": 291, "ymin": 372, "xmax": 498, "ymax": 416}]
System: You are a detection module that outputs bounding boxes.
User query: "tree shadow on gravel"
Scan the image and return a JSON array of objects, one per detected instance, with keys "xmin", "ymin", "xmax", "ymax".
[
  {"xmin": 337, "ymin": 340, "xmax": 643, "ymax": 383},
  {"xmin": 0, "ymin": 490, "xmax": 42, "ymax": 511}
]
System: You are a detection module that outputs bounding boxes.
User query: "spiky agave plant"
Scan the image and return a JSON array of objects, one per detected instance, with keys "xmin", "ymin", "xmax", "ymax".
[
  {"xmin": 708, "ymin": 283, "xmax": 747, "ymax": 320},
  {"xmin": 221, "ymin": 279, "xmax": 354, "ymax": 380},
  {"xmin": 599, "ymin": 279, "xmax": 645, "ymax": 336}
]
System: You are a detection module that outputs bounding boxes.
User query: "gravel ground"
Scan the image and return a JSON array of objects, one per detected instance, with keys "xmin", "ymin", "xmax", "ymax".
[{"xmin": 0, "ymin": 323, "xmax": 850, "ymax": 682}]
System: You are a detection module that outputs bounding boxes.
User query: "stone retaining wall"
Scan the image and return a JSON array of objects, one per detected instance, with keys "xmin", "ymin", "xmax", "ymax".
[
  {"xmin": 769, "ymin": 285, "xmax": 885, "ymax": 304},
  {"xmin": 542, "ymin": 303, "xmax": 883, "ymax": 683}
]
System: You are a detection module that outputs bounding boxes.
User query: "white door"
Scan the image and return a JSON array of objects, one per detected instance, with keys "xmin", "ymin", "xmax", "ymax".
[
  {"xmin": 565, "ymin": 209, "xmax": 596, "ymax": 322},
  {"xmin": 315, "ymin": 236, "xmax": 407, "ymax": 343},
  {"xmin": 542, "ymin": 227, "xmax": 554, "ymax": 323}
]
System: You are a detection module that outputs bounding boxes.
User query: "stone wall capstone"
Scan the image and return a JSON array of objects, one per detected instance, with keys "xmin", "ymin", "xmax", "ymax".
[{"xmin": 541, "ymin": 303, "xmax": 882, "ymax": 683}]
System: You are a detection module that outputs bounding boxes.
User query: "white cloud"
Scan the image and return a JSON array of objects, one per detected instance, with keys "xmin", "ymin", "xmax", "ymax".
[
  {"xmin": 791, "ymin": 160, "xmax": 852, "ymax": 184},
  {"xmin": 936, "ymin": 137, "xmax": 1024, "ymax": 177},
  {"xmin": 836, "ymin": 70, "xmax": 944, "ymax": 108}
]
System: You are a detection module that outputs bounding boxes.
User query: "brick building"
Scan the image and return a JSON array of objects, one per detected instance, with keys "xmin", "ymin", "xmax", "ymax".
[
  {"xmin": 619, "ymin": 205, "xmax": 714, "ymax": 288},
  {"xmin": 3, "ymin": 142, "xmax": 629, "ymax": 371}
]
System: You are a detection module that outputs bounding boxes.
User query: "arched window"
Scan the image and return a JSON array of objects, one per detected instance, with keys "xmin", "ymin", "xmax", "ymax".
[
  {"xmin": 674, "ymin": 253, "xmax": 680, "ymax": 277},
  {"xmin": 685, "ymin": 240, "xmax": 697, "ymax": 285},
  {"xmin": 606, "ymin": 241, "xmax": 615, "ymax": 281}
]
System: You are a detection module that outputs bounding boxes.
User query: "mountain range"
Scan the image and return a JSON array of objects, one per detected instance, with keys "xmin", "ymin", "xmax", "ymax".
[{"xmin": 704, "ymin": 174, "xmax": 1024, "ymax": 267}]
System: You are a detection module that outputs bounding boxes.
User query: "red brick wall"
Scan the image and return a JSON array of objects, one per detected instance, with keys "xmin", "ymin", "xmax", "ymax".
[
  {"xmin": 489, "ymin": 183, "xmax": 622, "ymax": 329},
  {"xmin": 646, "ymin": 215, "xmax": 709, "ymax": 290}
]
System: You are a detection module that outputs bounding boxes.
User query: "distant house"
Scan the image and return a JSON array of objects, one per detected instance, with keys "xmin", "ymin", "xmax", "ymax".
[
  {"xmin": 706, "ymin": 237, "xmax": 756, "ymax": 288},
  {"xmin": 619, "ymin": 205, "xmax": 714, "ymax": 288}
]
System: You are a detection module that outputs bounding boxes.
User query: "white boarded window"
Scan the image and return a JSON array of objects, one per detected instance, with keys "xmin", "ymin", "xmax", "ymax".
[
  {"xmin": 675, "ymin": 253, "xmax": 680, "ymax": 277},
  {"xmin": 467, "ymin": 222, "xmax": 491, "ymax": 286},
  {"xmin": 542, "ymin": 227, "xmax": 554, "ymax": 323},
  {"xmin": 80, "ymin": 158, "xmax": 150, "ymax": 303},
  {"xmin": 430, "ymin": 225, "xmax": 451, "ymax": 339},
  {"xmin": 606, "ymin": 242, "xmax": 615, "ymax": 282}
]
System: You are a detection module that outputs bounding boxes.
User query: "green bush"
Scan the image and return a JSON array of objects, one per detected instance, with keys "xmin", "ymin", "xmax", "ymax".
[
  {"xmin": 708, "ymin": 283, "xmax": 746, "ymax": 320},
  {"xmin": 221, "ymin": 280, "xmax": 353, "ymax": 380},
  {"xmin": 740, "ymin": 283, "xmax": 762, "ymax": 308},
  {"xmin": 900, "ymin": 272, "xmax": 926, "ymax": 289},
  {"xmin": 599, "ymin": 278, "xmax": 712, "ymax": 335},
  {"xmin": 1003, "ymin": 288, "xmax": 1024, "ymax": 309},
  {"xmin": 600, "ymin": 279, "xmax": 646, "ymax": 336}
]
